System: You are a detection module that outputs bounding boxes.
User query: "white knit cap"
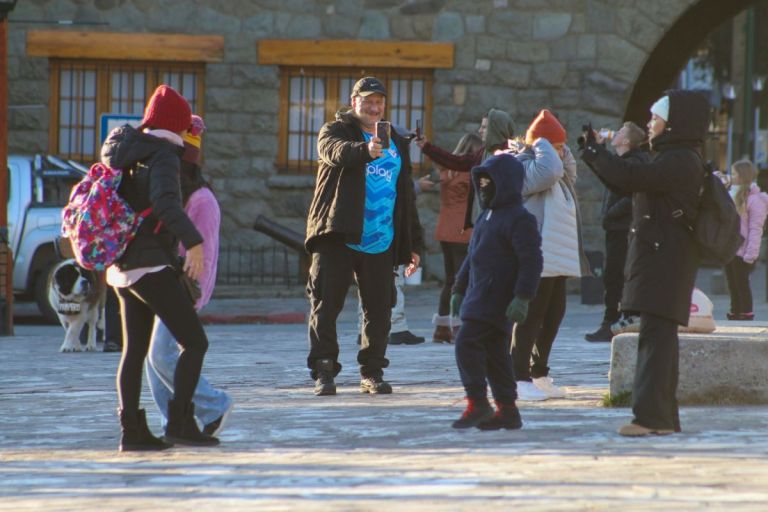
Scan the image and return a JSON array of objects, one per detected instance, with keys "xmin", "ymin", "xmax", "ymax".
[{"xmin": 650, "ymin": 96, "xmax": 670, "ymax": 122}]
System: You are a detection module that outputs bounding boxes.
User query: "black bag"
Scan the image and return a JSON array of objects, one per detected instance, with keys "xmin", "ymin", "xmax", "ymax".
[
  {"xmin": 691, "ymin": 162, "xmax": 743, "ymax": 265},
  {"xmin": 179, "ymin": 270, "xmax": 202, "ymax": 303}
]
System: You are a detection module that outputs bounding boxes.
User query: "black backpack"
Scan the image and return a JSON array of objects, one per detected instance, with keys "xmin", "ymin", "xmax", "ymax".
[{"xmin": 689, "ymin": 160, "xmax": 743, "ymax": 265}]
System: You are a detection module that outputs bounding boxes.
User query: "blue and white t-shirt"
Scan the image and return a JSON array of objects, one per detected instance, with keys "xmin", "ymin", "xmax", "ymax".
[{"xmin": 347, "ymin": 132, "xmax": 402, "ymax": 254}]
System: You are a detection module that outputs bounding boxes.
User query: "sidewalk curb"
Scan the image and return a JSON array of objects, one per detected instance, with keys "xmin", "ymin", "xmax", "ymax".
[{"xmin": 200, "ymin": 311, "xmax": 306, "ymax": 325}]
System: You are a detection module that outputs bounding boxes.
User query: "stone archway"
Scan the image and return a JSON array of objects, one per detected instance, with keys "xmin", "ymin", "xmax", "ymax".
[{"xmin": 624, "ymin": 0, "xmax": 757, "ymax": 124}]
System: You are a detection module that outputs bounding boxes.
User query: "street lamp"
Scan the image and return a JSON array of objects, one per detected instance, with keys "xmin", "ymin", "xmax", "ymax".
[
  {"xmin": 754, "ymin": 76, "xmax": 765, "ymax": 166},
  {"xmin": 0, "ymin": 0, "xmax": 16, "ymax": 335},
  {"xmin": 723, "ymin": 83, "xmax": 737, "ymax": 172}
]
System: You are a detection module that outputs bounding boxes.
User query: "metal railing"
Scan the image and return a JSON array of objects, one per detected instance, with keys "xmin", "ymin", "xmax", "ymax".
[{"xmin": 215, "ymin": 216, "xmax": 310, "ymax": 287}]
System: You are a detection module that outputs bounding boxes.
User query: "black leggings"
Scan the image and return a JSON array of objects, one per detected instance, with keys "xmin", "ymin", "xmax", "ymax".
[
  {"xmin": 439, "ymin": 241, "xmax": 469, "ymax": 315},
  {"xmin": 511, "ymin": 276, "xmax": 567, "ymax": 381},
  {"xmin": 116, "ymin": 267, "xmax": 208, "ymax": 412}
]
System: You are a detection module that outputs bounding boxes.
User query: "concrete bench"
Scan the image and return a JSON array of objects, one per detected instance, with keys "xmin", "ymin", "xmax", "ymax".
[{"xmin": 610, "ymin": 323, "xmax": 768, "ymax": 404}]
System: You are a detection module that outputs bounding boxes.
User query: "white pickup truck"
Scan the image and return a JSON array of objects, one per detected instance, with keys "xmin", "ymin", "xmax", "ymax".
[{"xmin": 7, "ymin": 155, "xmax": 86, "ymax": 322}]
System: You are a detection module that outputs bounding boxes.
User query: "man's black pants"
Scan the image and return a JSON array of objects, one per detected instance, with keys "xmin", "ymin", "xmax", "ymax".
[
  {"xmin": 603, "ymin": 229, "xmax": 629, "ymax": 325},
  {"xmin": 307, "ymin": 235, "xmax": 394, "ymax": 379},
  {"xmin": 455, "ymin": 319, "xmax": 517, "ymax": 404},
  {"xmin": 632, "ymin": 312, "xmax": 681, "ymax": 432}
]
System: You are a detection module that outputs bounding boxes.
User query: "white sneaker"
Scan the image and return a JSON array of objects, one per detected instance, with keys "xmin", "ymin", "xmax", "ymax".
[
  {"xmin": 533, "ymin": 376, "xmax": 566, "ymax": 398},
  {"xmin": 516, "ymin": 380, "xmax": 549, "ymax": 401}
]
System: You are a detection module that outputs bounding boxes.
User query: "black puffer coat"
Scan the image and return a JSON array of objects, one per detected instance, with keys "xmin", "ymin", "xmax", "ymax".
[
  {"xmin": 305, "ymin": 110, "xmax": 423, "ymax": 265},
  {"xmin": 582, "ymin": 90, "xmax": 709, "ymax": 325},
  {"xmin": 101, "ymin": 125, "xmax": 203, "ymax": 270}
]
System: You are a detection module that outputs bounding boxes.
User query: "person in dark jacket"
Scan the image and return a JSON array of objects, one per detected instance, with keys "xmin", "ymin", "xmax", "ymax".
[
  {"xmin": 305, "ymin": 76, "xmax": 423, "ymax": 396},
  {"xmin": 449, "ymin": 153, "xmax": 542, "ymax": 430},
  {"xmin": 585, "ymin": 122, "xmax": 651, "ymax": 342},
  {"xmin": 102, "ymin": 85, "xmax": 218, "ymax": 451},
  {"xmin": 580, "ymin": 89, "xmax": 709, "ymax": 436}
]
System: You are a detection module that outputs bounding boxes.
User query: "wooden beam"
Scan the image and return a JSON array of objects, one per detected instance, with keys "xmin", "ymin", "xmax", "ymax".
[
  {"xmin": 258, "ymin": 40, "xmax": 454, "ymax": 69},
  {"xmin": 27, "ymin": 31, "xmax": 224, "ymax": 62}
]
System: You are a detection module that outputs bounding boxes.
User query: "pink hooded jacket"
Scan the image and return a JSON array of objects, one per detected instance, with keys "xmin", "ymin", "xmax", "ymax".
[{"xmin": 736, "ymin": 184, "xmax": 768, "ymax": 264}]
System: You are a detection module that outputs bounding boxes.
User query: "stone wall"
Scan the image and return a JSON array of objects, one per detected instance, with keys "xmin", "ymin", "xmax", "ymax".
[{"xmin": 7, "ymin": 0, "xmax": 701, "ymax": 280}]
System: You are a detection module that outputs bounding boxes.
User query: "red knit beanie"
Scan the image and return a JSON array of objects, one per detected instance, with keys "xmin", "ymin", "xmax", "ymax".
[
  {"xmin": 141, "ymin": 85, "xmax": 192, "ymax": 133},
  {"xmin": 525, "ymin": 109, "xmax": 567, "ymax": 145}
]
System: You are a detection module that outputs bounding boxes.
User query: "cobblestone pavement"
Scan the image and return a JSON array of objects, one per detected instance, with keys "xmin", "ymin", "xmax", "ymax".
[{"xmin": 3, "ymin": 273, "xmax": 768, "ymax": 511}]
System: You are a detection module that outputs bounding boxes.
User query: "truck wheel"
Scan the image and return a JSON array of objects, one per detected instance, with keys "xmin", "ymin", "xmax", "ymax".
[{"xmin": 34, "ymin": 264, "xmax": 59, "ymax": 324}]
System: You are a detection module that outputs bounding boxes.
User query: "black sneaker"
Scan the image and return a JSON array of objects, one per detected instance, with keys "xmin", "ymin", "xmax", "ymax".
[
  {"xmin": 313, "ymin": 359, "xmax": 337, "ymax": 396},
  {"xmin": 103, "ymin": 340, "xmax": 122, "ymax": 352},
  {"xmin": 452, "ymin": 397, "xmax": 494, "ymax": 429},
  {"xmin": 389, "ymin": 330, "xmax": 425, "ymax": 345},
  {"xmin": 584, "ymin": 323, "xmax": 614, "ymax": 342},
  {"xmin": 476, "ymin": 402, "xmax": 523, "ymax": 430},
  {"xmin": 360, "ymin": 376, "xmax": 392, "ymax": 394}
]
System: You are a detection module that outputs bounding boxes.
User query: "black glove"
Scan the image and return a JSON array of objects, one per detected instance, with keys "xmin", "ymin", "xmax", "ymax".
[{"xmin": 580, "ymin": 123, "xmax": 601, "ymax": 161}]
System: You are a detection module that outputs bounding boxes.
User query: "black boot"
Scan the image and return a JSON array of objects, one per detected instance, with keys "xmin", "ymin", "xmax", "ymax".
[
  {"xmin": 585, "ymin": 322, "xmax": 614, "ymax": 342},
  {"xmin": 476, "ymin": 401, "xmax": 523, "ymax": 430},
  {"xmin": 118, "ymin": 408, "xmax": 172, "ymax": 452},
  {"xmin": 314, "ymin": 358, "xmax": 337, "ymax": 396},
  {"xmin": 451, "ymin": 397, "xmax": 494, "ymax": 429},
  {"xmin": 165, "ymin": 399, "xmax": 220, "ymax": 447}
]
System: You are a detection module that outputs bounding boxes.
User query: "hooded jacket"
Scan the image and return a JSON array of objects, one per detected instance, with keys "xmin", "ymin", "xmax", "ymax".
[
  {"xmin": 452, "ymin": 154, "xmax": 542, "ymax": 334},
  {"xmin": 582, "ymin": 89, "xmax": 708, "ymax": 325},
  {"xmin": 101, "ymin": 124, "xmax": 203, "ymax": 270},
  {"xmin": 736, "ymin": 184, "xmax": 768, "ymax": 264},
  {"xmin": 420, "ymin": 109, "xmax": 515, "ymax": 228},
  {"xmin": 305, "ymin": 110, "xmax": 423, "ymax": 265}
]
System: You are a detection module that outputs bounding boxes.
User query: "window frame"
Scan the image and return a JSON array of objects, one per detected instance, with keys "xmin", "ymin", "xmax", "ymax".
[
  {"xmin": 48, "ymin": 59, "xmax": 205, "ymax": 163},
  {"xmin": 276, "ymin": 66, "xmax": 434, "ymax": 175}
]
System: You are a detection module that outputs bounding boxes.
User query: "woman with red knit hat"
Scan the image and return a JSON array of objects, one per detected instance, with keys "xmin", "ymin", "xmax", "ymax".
[
  {"xmin": 507, "ymin": 109, "xmax": 589, "ymax": 401},
  {"xmin": 101, "ymin": 85, "xmax": 218, "ymax": 451}
]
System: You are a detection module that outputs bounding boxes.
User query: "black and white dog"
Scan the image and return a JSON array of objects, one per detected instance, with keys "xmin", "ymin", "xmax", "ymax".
[{"xmin": 48, "ymin": 259, "xmax": 106, "ymax": 352}]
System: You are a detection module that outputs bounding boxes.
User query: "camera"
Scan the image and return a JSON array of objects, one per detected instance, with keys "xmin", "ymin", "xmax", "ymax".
[{"xmin": 376, "ymin": 121, "xmax": 391, "ymax": 149}]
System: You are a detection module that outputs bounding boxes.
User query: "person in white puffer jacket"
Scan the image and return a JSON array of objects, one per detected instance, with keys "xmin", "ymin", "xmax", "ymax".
[{"xmin": 506, "ymin": 109, "xmax": 590, "ymax": 401}]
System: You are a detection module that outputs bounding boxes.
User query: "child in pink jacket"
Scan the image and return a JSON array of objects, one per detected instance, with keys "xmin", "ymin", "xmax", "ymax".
[{"xmin": 725, "ymin": 159, "xmax": 768, "ymax": 320}]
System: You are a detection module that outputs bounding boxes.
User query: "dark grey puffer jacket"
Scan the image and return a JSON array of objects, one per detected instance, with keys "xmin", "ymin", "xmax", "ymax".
[{"xmin": 101, "ymin": 124, "xmax": 203, "ymax": 270}]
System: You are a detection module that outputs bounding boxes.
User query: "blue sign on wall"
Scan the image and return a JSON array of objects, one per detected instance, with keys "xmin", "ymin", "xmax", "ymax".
[{"xmin": 100, "ymin": 114, "xmax": 143, "ymax": 144}]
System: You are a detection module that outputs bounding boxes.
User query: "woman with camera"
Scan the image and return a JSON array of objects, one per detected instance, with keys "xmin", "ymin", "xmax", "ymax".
[{"xmin": 580, "ymin": 90, "xmax": 709, "ymax": 436}]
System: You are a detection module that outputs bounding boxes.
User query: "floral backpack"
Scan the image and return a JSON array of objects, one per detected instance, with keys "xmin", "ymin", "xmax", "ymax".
[{"xmin": 61, "ymin": 163, "xmax": 151, "ymax": 271}]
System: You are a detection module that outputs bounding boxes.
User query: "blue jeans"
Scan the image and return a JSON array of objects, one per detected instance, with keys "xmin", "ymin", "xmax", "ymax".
[{"xmin": 145, "ymin": 319, "xmax": 232, "ymax": 428}]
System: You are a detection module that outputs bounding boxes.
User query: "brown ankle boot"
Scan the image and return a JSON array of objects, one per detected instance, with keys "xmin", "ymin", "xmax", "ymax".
[{"xmin": 432, "ymin": 325, "xmax": 453, "ymax": 344}]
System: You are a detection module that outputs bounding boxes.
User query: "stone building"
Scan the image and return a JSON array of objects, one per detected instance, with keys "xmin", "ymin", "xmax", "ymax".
[{"xmin": 5, "ymin": 0, "xmax": 761, "ymax": 282}]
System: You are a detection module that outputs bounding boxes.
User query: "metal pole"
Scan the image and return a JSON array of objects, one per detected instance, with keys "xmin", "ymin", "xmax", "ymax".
[
  {"xmin": 0, "ymin": 13, "xmax": 13, "ymax": 335},
  {"xmin": 755, "ymin": 106, "xmax": 761, "ymax": 165},
  {"xmin": 727, "ymin": 116, "xmax": 734, "ymax": 172}
]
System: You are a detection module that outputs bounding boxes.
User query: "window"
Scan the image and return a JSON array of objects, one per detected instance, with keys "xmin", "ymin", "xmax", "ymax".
[
  {"xmin": 277, "ymin": 67, "xmax": 433, "ymax": 175},
  {"xmin": 49, "ymin": 59, "xmax": 205, "ymax": 162}
]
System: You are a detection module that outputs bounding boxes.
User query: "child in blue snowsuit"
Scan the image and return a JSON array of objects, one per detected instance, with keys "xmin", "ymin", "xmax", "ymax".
[{"xmin": 450, "ymin": 153, "xmax": 543, "ymax": 430}]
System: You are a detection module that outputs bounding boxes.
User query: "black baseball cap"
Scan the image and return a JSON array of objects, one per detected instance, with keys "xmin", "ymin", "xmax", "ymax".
[{"xmin": 351, "ymin": 77, "xmax": 387, "ymax": 97}]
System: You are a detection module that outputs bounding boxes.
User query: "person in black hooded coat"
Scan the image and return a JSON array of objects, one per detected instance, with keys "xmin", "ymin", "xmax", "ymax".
[{"xmin": 580, "ymin": 89, "xmax": 709, "ymax": 436}]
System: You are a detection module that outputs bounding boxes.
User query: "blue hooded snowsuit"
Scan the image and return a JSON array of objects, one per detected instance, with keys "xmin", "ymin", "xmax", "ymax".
[{"xmin": 453, "ymin": 153, "xmax": 543, "ymax": 404}]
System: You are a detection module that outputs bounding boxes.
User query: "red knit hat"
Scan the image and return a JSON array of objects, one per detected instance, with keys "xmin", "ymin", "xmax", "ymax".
[
  {"xmin": 525, "ymin": 109, "xmax": 567, "ymax": 145},
  {"xmin": 141, "ymin": 85, "xmax": 192, "ymax": 133}
]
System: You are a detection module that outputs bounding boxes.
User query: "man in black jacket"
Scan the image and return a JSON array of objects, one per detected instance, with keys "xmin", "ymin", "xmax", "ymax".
[
  {"xmin": 581, "ymin": 89, "xmax": 709, "ymax": 436},
  {"xmin": 305, "ymin": 76, "xmax": 423, "ymax": 396},
  {"xmin": 585, "ymin": 122, "xmax": 650, "ymax": 342}
]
